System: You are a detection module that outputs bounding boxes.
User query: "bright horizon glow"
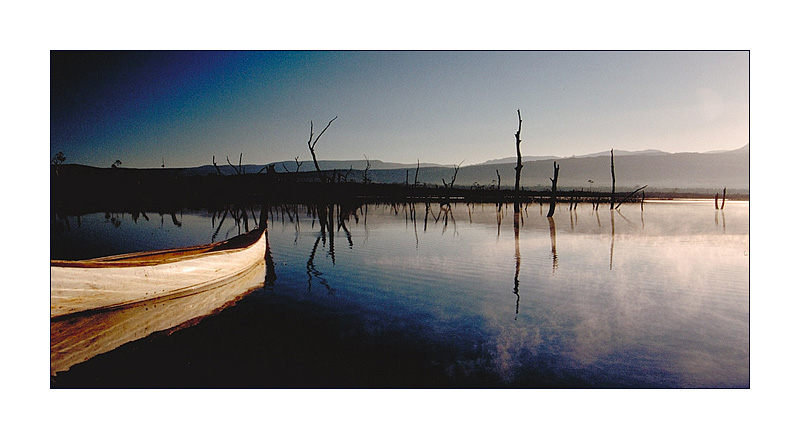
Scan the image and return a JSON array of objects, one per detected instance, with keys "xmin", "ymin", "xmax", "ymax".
[{"xmin": 50, "ymin": 51, "xmax": 749, "ymax": 169}]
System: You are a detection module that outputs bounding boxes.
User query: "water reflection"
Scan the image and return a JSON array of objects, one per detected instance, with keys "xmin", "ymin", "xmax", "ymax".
[
  {"xmin": 641, "ymin": 208, "xmax": 645, "ymax": 230},
  {"xmin": 548, "ymin": 216, "xmax": 558, "ymax": 273},
  {"xmin": 51, "ymin": 200, "xmax": 750, "ymax": 388},
  {"xmin": 496, "ymin": 203, "xmax": 504, "ymax": 238},
  {"xmin": 306, "ymin": 204, "xmax": 336, "ymax": 294},
  {"xmin": 569, "ymin": 208, "xmax": 576, "ymax": 231},
  {"xmin": 513, "ymin": 211, "xmax": 521, "ymax": 318},
  {"xmin": 610, "ymin": 209, "xmax": 616, "ymax": 270},
  {"xmin": 211, "ymin": 204, "xmax": 262, "ymax": 241}
]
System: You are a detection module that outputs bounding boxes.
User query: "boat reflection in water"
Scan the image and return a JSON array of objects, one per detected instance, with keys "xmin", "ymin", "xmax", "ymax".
[{"xmin": 51, "ymin": 259, "xmax": 267, "ymax": 375}]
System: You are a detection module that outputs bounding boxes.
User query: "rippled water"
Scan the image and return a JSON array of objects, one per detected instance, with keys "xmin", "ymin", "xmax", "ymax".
[{"xmin": 50, "ymin": 200, "xmax": 749, "ymax": 388}]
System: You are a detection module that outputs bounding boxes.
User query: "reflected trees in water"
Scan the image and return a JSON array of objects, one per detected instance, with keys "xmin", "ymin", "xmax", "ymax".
[
  {"xmin": 548, "ymin": 216, "xmax": 558, "ymax": 273},
  {"xmin": 496, "ymin": 203, "xmax": 504, "ymax": 239},
  {"xmin": 610, "ymin": 209, "xmax": 616, "ymax": 270},
  {"xmin": 302, "ymin": 202, "xmax": 361, "ymax": 295},
  {"xmin": 211, "ymin": 204, "xmax": 261, "ymax": 241},
  {"xmin": 306, "ymin": 226, "xmax": 334, "ymax": 295},
  {"xmin": 715, "ymin": 209, "xmax": 726, "ymax": 232},
  {"xmin": 512, "ymin": 211, "xmax": 521, "ymax": 318}
]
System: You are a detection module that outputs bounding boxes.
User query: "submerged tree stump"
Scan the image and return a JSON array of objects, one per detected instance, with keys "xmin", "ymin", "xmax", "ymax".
[
  {"xmin": 547, "ymin": 161, "xmax": 559, "ymax": 218},
  {"xmin": 514, "ymin": 109, "xmax": 523, "ymax": 213},
  {"xmin": 609, "ymin": 149, "xmax": 616, "ymax": 210}
]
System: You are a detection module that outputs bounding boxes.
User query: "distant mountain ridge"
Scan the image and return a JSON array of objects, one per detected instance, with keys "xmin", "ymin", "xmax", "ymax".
[
  {"xmin": 476, "ymin": 146, "xmax": 747, "ymax": 165},
  {"xmin": 265, "ymin": 144, "xmax": 749, "ymax": 190},
  {"xmin": 60, "ymin": 144, "xmax": 748, "ymax": 192},
  {"xmin": 178, "ymin": 159, "xmax": 442, "ymax": 176},
  {"xmin": 318, "ymin": 144, "xmax": 749, "ymax": 191}
]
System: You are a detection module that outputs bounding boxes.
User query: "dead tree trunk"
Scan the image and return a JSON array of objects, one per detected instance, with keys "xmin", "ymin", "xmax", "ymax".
[
  {"xmin": 212, "ymin": 156, "xmax": 222, "ymax": 175},
  {"xmin": 226, "ymin": 153, "xmax": 243, "ymax": 175},
  {"xmin": 496, "ymin": 169, "xmax": 501, "ymax": 190},
  {"xmin": 307, "ymin": 116, "xmax": 338, "ymax": 183},
  {"xmin": 547, "ymin": 161, "xmax": 559, "ymax": 218},
  {"xmin": 363, "ymin": 155, "xmax": 371, "ymax": 184},
  {"xmin": 721, "ymin": 187, "xmax": 727, "ymax": 210},
  {"xmin": 514, "ymin": 109, "xmax": 523, "ymax": 213},
  {"xmin": 449, "ymin": 161, "xmax": 463, "ymax": 188},
  {"xmin": 615, "ymin": 185, "xmax": 648, "ymax": 209},
  {"xmin": 610, "ymin": 149, "xmax": 616, "ymax": 209},
  {"xmin": 715, "ymin": 193, "xmax": 720, "ymax": 210}
]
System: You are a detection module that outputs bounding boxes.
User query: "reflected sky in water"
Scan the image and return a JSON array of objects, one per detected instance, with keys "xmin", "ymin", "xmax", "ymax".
[{"xmin": 51, "ymin": 200, "xmax": 748, "ymax": 388}]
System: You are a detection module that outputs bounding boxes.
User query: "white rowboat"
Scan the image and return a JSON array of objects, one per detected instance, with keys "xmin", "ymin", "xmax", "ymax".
[
  {"xmin": 50, "ymin": 228, "xmax": 267, "ymax": 319},
  {"xmin": 51, "ymin": 259, "xmax": 267, "ymax": 375}
]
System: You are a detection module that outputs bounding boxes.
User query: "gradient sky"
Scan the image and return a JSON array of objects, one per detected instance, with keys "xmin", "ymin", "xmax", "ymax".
[{"xmin": 50, "ymin": 50, "xmax": 749, "ymax": 169}]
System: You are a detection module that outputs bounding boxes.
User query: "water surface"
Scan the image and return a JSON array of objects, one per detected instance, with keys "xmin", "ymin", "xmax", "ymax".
[{"xmin": 50, "ymin": 200, "xmax": 749, "ymax": 388}]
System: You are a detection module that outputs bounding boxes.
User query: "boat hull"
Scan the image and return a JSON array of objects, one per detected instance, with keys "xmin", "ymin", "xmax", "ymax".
[
  {"xmin": 51, "ymin": 229, "xmax": 267, "ymax": 318},
  {"xmin": 51, "ymin": 259, "xmax": 267, "ymax": 375}
]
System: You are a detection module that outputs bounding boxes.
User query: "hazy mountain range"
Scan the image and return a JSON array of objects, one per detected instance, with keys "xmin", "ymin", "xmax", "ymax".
[
  {"xmin": 181, "ymin": 143, "xmax": 748, "ymax": 191},
  {"xmin": 478, "ymin": 148, "xmax": 671, "ymax": 165}
]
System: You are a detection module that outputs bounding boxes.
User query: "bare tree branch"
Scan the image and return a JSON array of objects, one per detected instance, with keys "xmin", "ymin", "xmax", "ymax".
[
  {"xmin": 226, "ymin": 156, "xmax": 241, "ymax": 175},
  {"xmin": 363, "ymin": 155, "xmax": 371, "ymax": 184},
  {"xmin": 449, "ymin": 160, "xmax": 464, "ymax": 187},
  {"xmin": 308, "ymin": 116, "xmax": 337, "ymax": 183},
  {"xmin": 615, "ymin": 185, "xmax": 648, "ymax": 209},
  {"xmin": 212, "ymin": 156, "xmax": 222, "ymax": 175},
  {"xmin": 313, "ymin": 116, "xmax": 337, "ymax": 150}
]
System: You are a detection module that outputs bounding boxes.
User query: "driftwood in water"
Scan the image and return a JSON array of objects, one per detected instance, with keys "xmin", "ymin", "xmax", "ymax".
[
  {"xmin": 547, "ymin": 161, "xmax": 559, "ymax": 218},
  {"xmin": 715, "ymin": 187, "xmax": 727, "ymax": 210},
  {"xmin": 615, "ymin": 185, "xmax": 648, "ymax": 209},
  {"xmin": 609, "ymin": 149, "xmax": 616, "ymax": 209}
]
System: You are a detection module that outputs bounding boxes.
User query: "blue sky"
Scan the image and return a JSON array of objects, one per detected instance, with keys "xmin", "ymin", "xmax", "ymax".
[{"xmin": 50, "ymin": 50, "xmax": 749, "ymax": 169}]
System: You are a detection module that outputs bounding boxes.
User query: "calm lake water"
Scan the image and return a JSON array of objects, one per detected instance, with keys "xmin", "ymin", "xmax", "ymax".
[{"xmin": 50, "ymin": 200, "xmax": 749, "ymax": 388}]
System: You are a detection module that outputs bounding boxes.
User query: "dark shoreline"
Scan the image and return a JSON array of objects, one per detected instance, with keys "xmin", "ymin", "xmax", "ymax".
[{"xmin": 51, "ymin": 164, "xmax": 749, "ymax": 215}]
